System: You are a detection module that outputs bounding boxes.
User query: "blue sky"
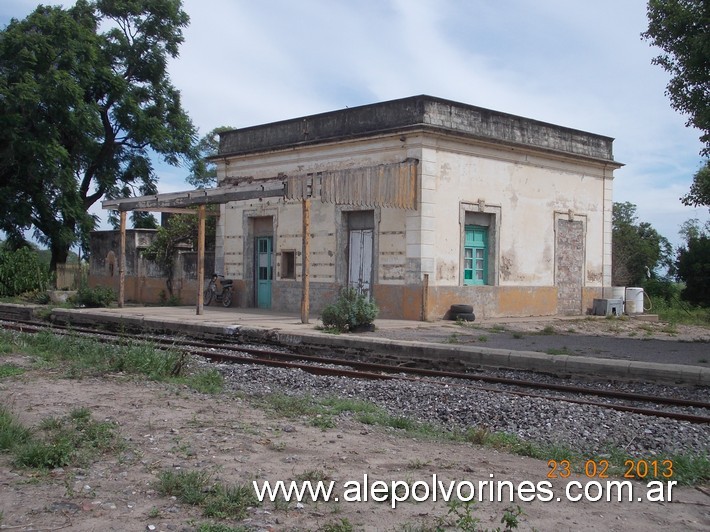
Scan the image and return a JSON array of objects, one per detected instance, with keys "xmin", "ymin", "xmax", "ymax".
[{"xmin": 2, "ymin": 0, "xmax": 708, "ymax": 248}]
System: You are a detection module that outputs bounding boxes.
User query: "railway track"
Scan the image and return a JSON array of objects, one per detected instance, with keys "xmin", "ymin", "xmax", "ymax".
[{"xmin": 2, "ymin": 319, "xmax": 709, "ymax": 425}]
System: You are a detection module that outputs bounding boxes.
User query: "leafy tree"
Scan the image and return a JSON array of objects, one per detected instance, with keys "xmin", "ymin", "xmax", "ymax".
[
  {"xmin": 676, "ymin": 218, "xmax": 710, "ymax": 306},
  {"xmin": 186, "ymin": 126, "xmax": 234, "ymax": 188},
  {"xmin": 142, "ymin": 211, "xmax": 216, "ymax": 297},
  {"xmin": 612, "ymin": 202, "xmax": 673, "ymax": 286},
  {"xmin": 681, "ymin": 161, "xmax": 710, "ymax": 209},
  {"xmin": 0, "ymin": 0, "xmax": 197, "ymax": 275},
  {"xmin": 642, "ymin": 0, "xmax": 710, "ymax": 155}
]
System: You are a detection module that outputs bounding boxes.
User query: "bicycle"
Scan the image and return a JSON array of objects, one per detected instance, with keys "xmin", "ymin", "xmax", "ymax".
[{"xmin": 204, "ymin": 273, "xmax": 234, "ymax": 307}]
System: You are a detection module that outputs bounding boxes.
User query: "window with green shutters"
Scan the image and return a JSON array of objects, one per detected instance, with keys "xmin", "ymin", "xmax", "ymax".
[{"xmin": 464, "ymin": 225, "xmax": 488, "ymax": 285}]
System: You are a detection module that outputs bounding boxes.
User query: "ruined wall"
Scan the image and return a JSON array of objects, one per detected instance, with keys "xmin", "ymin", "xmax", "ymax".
[{"xmin": 89, "ymin": 230, "xmax": 214, "ymax": 305}]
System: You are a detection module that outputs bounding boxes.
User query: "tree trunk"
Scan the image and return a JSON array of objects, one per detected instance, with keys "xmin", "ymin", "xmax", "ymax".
[{"xmin": 49, "ymin": 246, "xmax": 70, "ymax": 288}]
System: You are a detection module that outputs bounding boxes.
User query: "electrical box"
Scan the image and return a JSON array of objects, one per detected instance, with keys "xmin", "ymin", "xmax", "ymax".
[{"xmin": 592, "ymin": 298, "xmax": 623, "ymax": 317}]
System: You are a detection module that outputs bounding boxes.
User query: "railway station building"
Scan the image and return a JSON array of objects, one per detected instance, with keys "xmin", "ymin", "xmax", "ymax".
[{"xmin": 98, "ymin": 95, "xmax": 622, "ymax": 320}]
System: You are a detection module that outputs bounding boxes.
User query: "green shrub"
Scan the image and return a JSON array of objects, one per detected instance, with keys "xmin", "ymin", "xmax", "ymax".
[
  {"xmin": 71, "ymin": 285, "xmax": 115, "ymax": 308},
  {"xmin": 0, "ymin": 247, "xmax": 53, "ymax": 297},
  {"xmin": 320, "ymin": 287, "xmax": 378, "ymax": 333}
]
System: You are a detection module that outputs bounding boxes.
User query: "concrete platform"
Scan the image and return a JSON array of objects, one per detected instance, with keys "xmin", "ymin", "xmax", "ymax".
[{"xmin": 19, "ymin": 304, "xmax": 703, "ymax": 387}]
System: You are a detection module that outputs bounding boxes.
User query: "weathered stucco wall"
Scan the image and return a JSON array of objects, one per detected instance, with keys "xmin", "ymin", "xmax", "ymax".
[
  {"xmin": 419, "ymin": 138, "xmax": 611, "ymax": 290},
  {"xmin": 212, "ymin": 96, "xmax": 619, "ymax": 320},
  {"xmin": 89, "ymin": 230, "xmax": 214, "ymax": 305}
]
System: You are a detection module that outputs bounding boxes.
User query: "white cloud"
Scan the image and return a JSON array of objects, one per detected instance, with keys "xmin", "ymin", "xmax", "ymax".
[{"xmin": 3, "ymin": 0, "xmax": 708, "ymax": 241}]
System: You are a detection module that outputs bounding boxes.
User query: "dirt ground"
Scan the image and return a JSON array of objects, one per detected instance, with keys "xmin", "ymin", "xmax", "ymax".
[{"xmin": 1, "ymin": 349, "xmax": 709, "ymax": 532}]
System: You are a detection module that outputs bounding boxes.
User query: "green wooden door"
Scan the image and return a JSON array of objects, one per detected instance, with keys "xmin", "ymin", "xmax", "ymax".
[
  {"xmin": 464, "ymin": 226, "xmax": 487, "ymax": 285},
  {"xmin": 256, "ymin": 236, "xmax": 273, "ymax": 308}
]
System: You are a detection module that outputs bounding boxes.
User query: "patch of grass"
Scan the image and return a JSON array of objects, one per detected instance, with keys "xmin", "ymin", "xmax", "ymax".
[
  {"xmin": 310, "ymin": 415, "xmax": 336, "ymax": 429},
  {"xmin": 203, "ymin": 483, "xmax": 259, "ymax": 520},
  {"xmin": 317, "ymin": 518, "xmax": 354, "ymax": 532},
  {"xmin": 318, "ymin": 397, "xmax": 381, "ymax": 416},
  {"xmin": 7, "ymin": 407, "xmax": 121, "ymax": 470},
  {"xmin": 0, "ymin": 406, "xmax": 32, "ymax": 451},
  {"xmin": 477, "ymin": 335, "xmax": 488, "ymax": 342},
  {"xmin": 0, "ymin": 363, "xmax": 24, "ymax": 378},
  {"xmin": 355, "ymin": 410, "xmax": 452, "ymax": 440},
  {"xmin": 489, "ymin": 324, "xmax": 507, "ymax": 333},
  {"xmin": 156, "ymin": 469, "xmax": 258, "ymax": 520},
  {"xmin": 296, "ymin": 469, "xmax": 329, "ymax": 482},
  {"xmin": 538, "ymin": 325, "xmax": 556, "ymax": 335},
  {"xmin": 0, "ymin": 330, "xmax": 187, "ymax": 380},
  {"xmin": 263, "ymin": 394, "xmax": 318, "ymax": 418},
  {"xmin": 665, "ymin": 453, "xmax": 710, "ymax": 485},
  {"xmin": 197, "ymin": 524, "xmax": 251, "ymax": 532},
  {"xmin": 156, "ymin": 469, "xmax": 211, "ymax": 506},
  {"xmin": 650, "ymin": 296, "xmax": 710, "ymax": 327},
  {"xmin": 511, "ymin": 332, "xmax": 524, "ymax": 339},
  {"xmin": 444, "ymin": 333, "xmax": 459, "ymax": 344},
  {"xmin": 185, "ymin": 369, "xmax": 224, "ymax": 394},
  {"xmin": 263, "ymin": 394, "xmax": 383, "ymax": 429}
]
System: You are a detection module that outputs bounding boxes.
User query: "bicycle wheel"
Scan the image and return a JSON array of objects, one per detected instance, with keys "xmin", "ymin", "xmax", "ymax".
[
  {"xmin": 203, "ymin": 285, "xmax": 214, "ymax": 306},
  {"xmin": 222, "ymin": 287, "xmax": 233, "ymax": 307}
]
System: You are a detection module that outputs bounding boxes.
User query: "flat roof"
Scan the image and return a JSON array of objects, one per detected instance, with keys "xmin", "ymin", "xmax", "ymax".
[{"xmin": 217, "ymin": 95, "xmax": 620, "ymax": 165}]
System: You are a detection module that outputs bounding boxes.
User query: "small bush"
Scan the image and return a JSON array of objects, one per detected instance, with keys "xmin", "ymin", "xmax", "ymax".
[
  {"xmin": 320, "ymin": 287, "xmax": 378, "ymax": 333},
  {"xmin": 0, "ymin": 247, "xmax": 52, "ymax": 297},
  {"xmin": 71, "ymin": 285, "xmax": 115, "ymax": 308}
]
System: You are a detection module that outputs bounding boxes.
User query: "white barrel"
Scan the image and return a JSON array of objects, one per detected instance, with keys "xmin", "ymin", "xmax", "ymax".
[{"xmin": 625, "ymin": 287, "xmax": 644, "ymax": 314}]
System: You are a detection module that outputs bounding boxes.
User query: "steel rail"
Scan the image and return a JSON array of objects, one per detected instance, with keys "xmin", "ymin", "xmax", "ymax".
[{"xmin": 2, "ymin": 319, "xmax": 709, "ymax": 424}]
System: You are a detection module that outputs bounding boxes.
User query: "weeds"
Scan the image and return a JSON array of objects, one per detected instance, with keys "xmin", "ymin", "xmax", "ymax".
[
  {"xmin": 406, "ymin": 459, "xmax": 431, "ymax": 470},
  {"xmin": 436, "ymin": 497, "xmax": 523, "ymax": 531},
  {"xmin": 155, "ymin": 469, "xmax": 258, "ymax": 520},
  {"xmin": 444, "ymin": 333, "xmax": 460, "ymax": 344},
  {"xmin": 0, "ymin": 406, "xmax": 121, "ymax": 470},
  {"xmin": 296, "ymin": 469, "xmax": 329, "ymax": 482},
  {"xmin": 0, "ymin": 363, "xmax": 24, "ymax": 379},
  {"xmin": 317, "ymin": 518, "xmax": 354, "ymax": 532},
  {"xmin": 186, "ymin": 368, "xmax": 224, "ymax": 394},
  {"xmin": 197, "ymin": 523, "xmax": 250, "ymax": 532},
  {"xmin": 0, "ymin": 330, "xmax": 184, "ymax": 379},
  {"xmin": 0, "ymin": 406, "xmax": 32, "ymax": 451}
]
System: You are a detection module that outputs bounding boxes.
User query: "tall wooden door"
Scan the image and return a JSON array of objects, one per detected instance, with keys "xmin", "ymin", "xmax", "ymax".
[
  {"xmin": 256, "ymin": 236, "xmax": 273, "ymax": 308},
  {"xmin": 348, "ymin": 229, "xmax": 373, "ymax": 296}
]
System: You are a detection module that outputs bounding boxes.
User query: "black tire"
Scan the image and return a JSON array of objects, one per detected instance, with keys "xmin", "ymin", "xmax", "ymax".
[
  {"xmin": 203, "ymin": 286, "xmax": 214, "ymax": 306},
  {"xmin": 453, "ymin": 312, "xmax": 476, "ymax": 322},
  {"xmin": 450, "ymin": 304, "xmax": 473, "ymax": 314},
  {"xmin": 222, "ymin": 287, "xmax": 233, "ymax": 307}
]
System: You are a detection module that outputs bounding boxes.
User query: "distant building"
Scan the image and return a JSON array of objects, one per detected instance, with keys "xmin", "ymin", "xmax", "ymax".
[{"xmin": 211, "ymin": 95, "xmax": 621, "ymax": 319}]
